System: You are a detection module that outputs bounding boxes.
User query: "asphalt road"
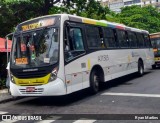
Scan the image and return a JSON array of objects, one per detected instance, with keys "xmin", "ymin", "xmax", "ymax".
[{"xmin": 1, "ymin": 68, "xmax": 160, "ymax": 123}]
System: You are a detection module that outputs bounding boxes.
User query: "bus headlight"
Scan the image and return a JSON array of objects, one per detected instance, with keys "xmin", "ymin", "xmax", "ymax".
[
  {"xmin": 49, "ymin": 67, "xmax": 58, "ymax": 82},
  {"xmin": 10, "ymin": 74, "xmax": 15, "ymax": 83}
]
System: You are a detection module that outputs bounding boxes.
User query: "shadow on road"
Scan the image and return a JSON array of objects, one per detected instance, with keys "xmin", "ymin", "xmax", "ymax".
[
  {"xmin": 15, "ymin": 72, "xmax": 151, "ymax": 107},
  {"xmin": 102, "ymin": 72, "xmax": 151, "ymax": 90}
]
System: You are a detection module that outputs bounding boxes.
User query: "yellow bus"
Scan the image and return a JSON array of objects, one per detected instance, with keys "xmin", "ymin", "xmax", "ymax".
[{"xmin": 150, "ymin": 32, "xmax": 160, "ymax": 68}]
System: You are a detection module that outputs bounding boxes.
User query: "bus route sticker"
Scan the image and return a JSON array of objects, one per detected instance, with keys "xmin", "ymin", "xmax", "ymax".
[{"xmin": 16, "ymin": 58, "xmax": 28, "ymax": 65}]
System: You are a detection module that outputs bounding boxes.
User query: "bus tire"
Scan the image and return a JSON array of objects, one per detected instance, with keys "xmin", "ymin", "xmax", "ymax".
[
  {"xmin": 137, "ymin": 60, "xmax": 144, "ymax": 77},
  {"xmin": 89, "ymin": 70, "xmax": 100, "ymax": 94},
  {"xmin": 152, "ymin": 65, "xmax": 156, "ymax": 69}
]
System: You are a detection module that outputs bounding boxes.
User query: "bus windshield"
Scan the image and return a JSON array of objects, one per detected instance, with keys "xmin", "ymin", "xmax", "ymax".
[
  {"xmin": 11, "ymin": 27, "xmax": 59, "ymax": 68},
  {"xmin": 151, "ymin": 38, "xmax": 160, "ymax": 49},
  {"xmin": 151, "ymin": 37, "xmax": 160, "ymax": 57}
]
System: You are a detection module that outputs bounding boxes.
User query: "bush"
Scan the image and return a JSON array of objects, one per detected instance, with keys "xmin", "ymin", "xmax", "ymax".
[{"xmin": 0, "ymin": 78, "xmax": 6, "ymax": 89}]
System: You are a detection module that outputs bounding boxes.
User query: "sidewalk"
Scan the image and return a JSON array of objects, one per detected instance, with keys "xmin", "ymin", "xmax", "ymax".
[{"xmin": 0, "ymin": 88, "xmax": 13, "ymax": 103}]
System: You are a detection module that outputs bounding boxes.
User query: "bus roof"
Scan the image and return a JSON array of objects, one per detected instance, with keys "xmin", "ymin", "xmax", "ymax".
[
  {"xmin": 18, "ymin": 14, "xmax": 149, "ymax": 34},
  {"xmin": 68, "ymin": 14, "xmax": 148, "ymax": 34},
  {"xmin": 150, "ymin": 32, "xmax": 160, "ymax": 36},
  {"xmin": 150, "ymin": 32, "xmax": 160, "ymax": 38}
]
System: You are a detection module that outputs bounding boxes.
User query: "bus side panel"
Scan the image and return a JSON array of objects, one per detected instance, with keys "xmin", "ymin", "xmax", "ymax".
[{"xmin": 64, "ymin": 47, "xmax": 154, "ymax": 94}]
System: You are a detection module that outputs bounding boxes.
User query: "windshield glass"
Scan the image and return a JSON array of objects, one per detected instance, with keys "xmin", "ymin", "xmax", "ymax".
[
  {"xmin": 151, "ymin": 38, "xmax": 160, "ymax": 48},
  {"xmin": 151, "ymin": 38, "xmax": 160, "ymax": 56},
  {"xmin": 11, "ymin": 27, "xmax": 59, "ymax": 68}
]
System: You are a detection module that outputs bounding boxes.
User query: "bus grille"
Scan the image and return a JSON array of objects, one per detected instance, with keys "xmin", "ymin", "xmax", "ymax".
[
  {"xmin": 16, "ymin": 70, "xmax": 47, "ymax": 78},
  {"xmin": 17, "ymin": 82, "xmax": 44, "ymax": 86},
  {"xmin": 19, "ymin": 88, "xmax": 44, "ymax": 94}
]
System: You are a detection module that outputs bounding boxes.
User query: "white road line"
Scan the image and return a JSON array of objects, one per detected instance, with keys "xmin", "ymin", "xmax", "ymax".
[
  {"xmin": 73, "ymin": 119, "xmax": 96, "ymax": 123},
  {"xmin": 0, "ymin": 111, "xmax": 8, "ymax": 114},
  {"xmin": 0, "ymin": 89, "xmax": 8, "ymax": 94},
  {"xmin": 36, "ymin": 116, "xmax": 61, "ymax": 123},
  {"xmin": 36, "ymin": 120, "xmax": 56, "ymax": 123},
  {"xmin": 101, "ymin": 92, "xmax": 160, "ymax": 98}
]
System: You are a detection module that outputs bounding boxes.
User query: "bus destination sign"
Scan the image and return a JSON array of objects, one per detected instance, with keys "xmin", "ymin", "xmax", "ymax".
[{"xmin": 21, "ymin": 18, "xmax": 55, "ymax": 31}]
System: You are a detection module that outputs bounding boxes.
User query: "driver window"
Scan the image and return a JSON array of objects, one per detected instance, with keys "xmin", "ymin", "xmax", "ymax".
[{"xmin": 64, "ymin": 27, "xmax": 85, "ymax": 61}]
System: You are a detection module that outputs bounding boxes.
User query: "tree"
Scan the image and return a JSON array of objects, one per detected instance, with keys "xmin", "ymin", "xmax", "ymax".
[
  {"xmin": 0, "ymin": 0, "xmax": 45, "ymax": 37},
  {"xmin": 49, "ymin": 0, "xmax": 112, "ymax": 20},
  {"xmin": 117, "ymin": 5, "xmax": 160, "ymax": 33}
]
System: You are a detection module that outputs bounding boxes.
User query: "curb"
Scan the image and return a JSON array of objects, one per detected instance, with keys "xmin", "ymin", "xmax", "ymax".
[
  {"xmin": 0, "ymin": 89, "xmax": 14, "ymax": 104},
  {"xmin": 0, "ymin": 96, "xmax": 14, "ymax": 104},
  {"xmin": 0, "ymin": 89, "xmax": 8, "ymax": 94},
  {"xmin": 0, "ymin": 89, "xmax": 24, "ymax": 104}
]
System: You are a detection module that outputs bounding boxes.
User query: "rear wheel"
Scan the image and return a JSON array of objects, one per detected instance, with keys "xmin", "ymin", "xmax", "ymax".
[
  {"xmin": 137, "ymin": 60, "xmax": 144, "ymax": 77},
  {"xmin": 90, "ymin": 70, "xmax": 100, "ymax": 94}
]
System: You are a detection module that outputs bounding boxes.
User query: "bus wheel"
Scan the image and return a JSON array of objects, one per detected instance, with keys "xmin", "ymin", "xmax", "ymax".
[
  {"xmin": 152, "ymin": 65, "xmax": 156, "ymax": 69},
  {"xmin": 137, "ymin": 60, "xmax": 144, "ymax": 76},
  {"xmin": 90, "ymin": 70, "xmax": 99, "ymax": 94}
]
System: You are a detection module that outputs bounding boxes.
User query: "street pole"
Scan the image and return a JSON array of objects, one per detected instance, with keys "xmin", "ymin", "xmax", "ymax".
[{"xmin": 5, "ymin": 33, "xmax": 13, "ymax": 64}]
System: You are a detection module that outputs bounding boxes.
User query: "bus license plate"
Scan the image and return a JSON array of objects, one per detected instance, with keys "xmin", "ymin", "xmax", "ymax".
[{"xmin": 26, "ymin": 87, "xmax": 35, "ymax": 92}]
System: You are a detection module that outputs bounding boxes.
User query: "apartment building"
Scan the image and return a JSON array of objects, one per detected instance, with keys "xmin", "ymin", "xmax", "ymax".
[{"xmin": 100, "ymin": 0, "xmax": 160, "ymax": 13}]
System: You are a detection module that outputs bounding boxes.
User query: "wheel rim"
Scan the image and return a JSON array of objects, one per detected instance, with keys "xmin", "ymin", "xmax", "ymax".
[
  {"xmin": 140, "ymin": 65, "xmax": 143, "ymax": 75},
  {"xmin": 94, "ymin": 74, "xmax": 99, "ymax": 90}
]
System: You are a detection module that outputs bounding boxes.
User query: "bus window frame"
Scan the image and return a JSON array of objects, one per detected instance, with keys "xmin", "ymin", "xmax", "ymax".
[
  {"xmin": 63, "ymin": 21, "xmax": 86, "ymax": 62},
  {"xmin": 116, "ymin": 29, "xmax": 129, "ymax": 48},
  {"xmin": 102, "ymin": 27, "xmax": 117, "ymax": 49}
]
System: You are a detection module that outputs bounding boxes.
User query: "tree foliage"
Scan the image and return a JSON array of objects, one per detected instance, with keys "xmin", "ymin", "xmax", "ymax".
[
  {"xmin": 116, "ymin": 5, "xmax": 160, "ymax": 33},
  {"xmin": 0, "ymin": 0, "xmax": 45, "ymax": 37},
  {"xmin": 1, "ymin": 1, "xmax": 160, "ymax": 38},
  {"xmin": 49, "ymin": 0, "xmax": 112, "ymax": 20}
]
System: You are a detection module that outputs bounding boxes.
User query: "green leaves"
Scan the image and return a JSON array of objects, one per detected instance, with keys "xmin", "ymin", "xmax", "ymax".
[
  {"xmin": 49, "ymin": 0, "xmax": 112, "ymax": 20},
  {"xmin": 117, "ymin": 5, "xmax": 160, "ymax": 33},
  {"xmin": 1, "ymin": 1, "xmax": 160, "ymax": 38},
  {"xmin": 0, "ymin": 0, "xmax": 44, "ymax": 37}
]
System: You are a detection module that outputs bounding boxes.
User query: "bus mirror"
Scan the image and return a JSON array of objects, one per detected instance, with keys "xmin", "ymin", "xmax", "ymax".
[
  {"xmin": 5, "ymin": 32, "xmax": 13, "ymax": 63},
  {"xmin": 66, "ymin": 22, "xmax": 71, "ymax": 27}
]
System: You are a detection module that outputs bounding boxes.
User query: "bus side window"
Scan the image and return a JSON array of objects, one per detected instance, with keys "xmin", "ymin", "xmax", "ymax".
[
  {"xmin": 86, "ymin": 25, "xmax": 101, "ymax": 49},
  {"xmin": 64, "ymin": 26, "xmax": 72, "ymax": 51},
  {"xmin": 64, "ymin": 27, "xmax": 85, "ymax": 61},
  {"xmin": 103, "ymin": 28, "xmax": 116, "ymax": 48},
  {"xmin": 99, "ymin": 27, "xmax": 105, "ymax": 48},
  {"xmin": 143, "ymin": 34, "xmax": 151, "ymax": 48},
  {"xmin": 116, "ymin": 29, "xmax": 128, "ymax": 48},
  {"xmin": 127, "ymin": 31, "xmax": 137, "ymax": 48},
  {"xmin": 136, "ymin": 33, "xmax": 145, "ymax": 48}
]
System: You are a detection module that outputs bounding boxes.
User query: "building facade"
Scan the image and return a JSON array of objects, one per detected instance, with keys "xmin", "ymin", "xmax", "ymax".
[{"xmin": 100, "ymin": 0, "xmax": 160, "ymax": 13}]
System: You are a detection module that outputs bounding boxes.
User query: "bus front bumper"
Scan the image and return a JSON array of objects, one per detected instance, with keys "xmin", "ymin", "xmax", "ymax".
[{"xmin": 10, "ymin": 78, "xmax": 67, "ymax": 96}]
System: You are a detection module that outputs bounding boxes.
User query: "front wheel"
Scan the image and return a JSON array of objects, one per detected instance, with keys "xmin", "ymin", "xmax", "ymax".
[
  {"xmin": 137, "ymin": 61, "xmax": 144, "ymax": 77},
  {"xmin": 89, "ymin": 70, "xmax": 100, "ymax": 94}
]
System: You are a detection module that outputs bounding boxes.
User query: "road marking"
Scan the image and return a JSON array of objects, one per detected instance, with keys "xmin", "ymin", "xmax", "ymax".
[
  {"xmin": 0, "ymin": 111, "xmax": 8, "ymax": 114},
  {"xmin": 101, "ymin": 92, "xmax": 160, "ymax": 98},
  {"xmin": 36, "ymin": 116, "xmax": 61, "ymax": 123},
  {"xmin": 0, "ymin": 89, "xmax": 8, "ymax": 94},
  {"xmin": 73, "ymin": 119, "xmax": 96, "ymax": 123},
  {"xmin": 36, "ymin": 120, "xmax": 56, "ymax": 123}
]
